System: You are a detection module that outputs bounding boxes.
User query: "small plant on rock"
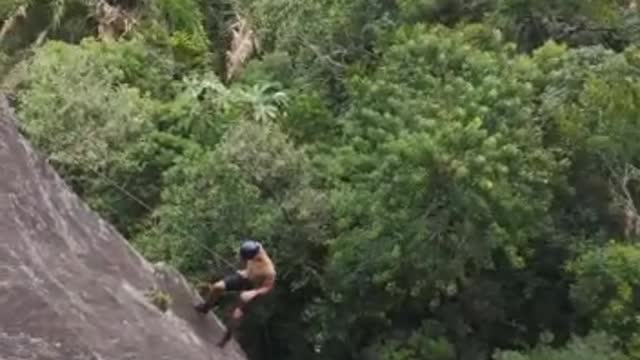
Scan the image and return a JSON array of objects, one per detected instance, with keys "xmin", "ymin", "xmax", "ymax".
[{"xmin": 146, "ymin": 288, "xmax": 172, "ymax": 313}]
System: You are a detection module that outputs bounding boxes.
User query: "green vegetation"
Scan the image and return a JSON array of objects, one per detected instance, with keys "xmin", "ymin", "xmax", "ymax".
[
  {"xmin": 146, "ymin": 288, "xmax": 173, "ymax": 313},
  {"xmin": 4, "ymin": 1, "xmax": 640, "ymax": 359}
]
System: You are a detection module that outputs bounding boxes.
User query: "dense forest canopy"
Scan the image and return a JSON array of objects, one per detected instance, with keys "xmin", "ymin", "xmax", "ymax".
[{"xmin": 3, "ymin": 0, "xmax": 640, "ymax": 359}]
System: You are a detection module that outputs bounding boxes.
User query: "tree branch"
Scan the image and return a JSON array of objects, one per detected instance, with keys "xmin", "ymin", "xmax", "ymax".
[{"xmin": 0, "ymin": 5, "xmax": 27, "ymax": 44}]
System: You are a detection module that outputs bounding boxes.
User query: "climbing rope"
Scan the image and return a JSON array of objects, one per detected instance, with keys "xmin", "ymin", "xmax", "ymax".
[{"xmin": 68, "ymin": 156, "xmax": 238, "ymax": 273}]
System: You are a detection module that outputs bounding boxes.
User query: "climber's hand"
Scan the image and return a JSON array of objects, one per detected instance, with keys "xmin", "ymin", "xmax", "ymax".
[{"xmin": 239, "ymin": 290, "xmax": 256, "ymax": 304}]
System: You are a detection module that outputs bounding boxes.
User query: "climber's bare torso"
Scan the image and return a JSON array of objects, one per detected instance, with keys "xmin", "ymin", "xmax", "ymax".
[{"xmin": 194, "ymin": 242, "xmax": 276, "ymax": 347}]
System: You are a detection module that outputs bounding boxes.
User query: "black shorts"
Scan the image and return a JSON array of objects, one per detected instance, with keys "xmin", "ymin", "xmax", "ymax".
[{"xmin": 223, "ymin": 272, "xmax": 255, "ymax": 292}]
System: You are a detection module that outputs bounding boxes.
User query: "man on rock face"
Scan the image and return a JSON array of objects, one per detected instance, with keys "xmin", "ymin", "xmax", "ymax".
[{"xmin": 194, "ymin": 239, "xmax": 276, "ymax": 346}]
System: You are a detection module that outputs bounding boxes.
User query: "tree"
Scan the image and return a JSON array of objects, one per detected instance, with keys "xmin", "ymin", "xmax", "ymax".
[
  {"xmin": 134, "ymin": 118, "xmax": 330, "ymax": 360},
  {"xmin": 494, "ymin": 332, "xmax": 630, "ymax": 360},
  {"xmin": 569, "ymin": 242, "xmax": 640, "ymax": 357},
  {"xmin": 309, "ymin": 24, "xmax": 562, "ymax": 359},
  {"xmin": 493, "ymin": 0, "xmax": 633, "ymax": 51}
]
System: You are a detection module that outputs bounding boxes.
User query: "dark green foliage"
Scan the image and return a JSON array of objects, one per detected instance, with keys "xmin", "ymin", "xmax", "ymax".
[
  {"xmin": 569, "ymin": 242, "xmax": 640, "ymax": 356},
  {"xmin": 494, "ymin": 332, "xmax": 630, "ymax": 360}
]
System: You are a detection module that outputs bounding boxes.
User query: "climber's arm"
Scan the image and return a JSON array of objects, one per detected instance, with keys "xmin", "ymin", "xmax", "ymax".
[
  {"xmin": 253, "ymin": 273, "xmax": 275, "ymax": 296},
  {"xmin": 239, "ymin": 273, "xmax": 275, "ymax": 303},
  {"xmin": 237, "ymin": 269, "xmax": 248, "ymax": 277}
]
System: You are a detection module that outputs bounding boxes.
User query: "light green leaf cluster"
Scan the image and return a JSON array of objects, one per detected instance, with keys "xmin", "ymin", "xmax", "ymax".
[
  {"xmin": 569, "ymin": 242, "xmax": 640, "ymax": 355},
  {"xmin": 495, "ymin": 332, "xmax": 630, "ymax": 360}
]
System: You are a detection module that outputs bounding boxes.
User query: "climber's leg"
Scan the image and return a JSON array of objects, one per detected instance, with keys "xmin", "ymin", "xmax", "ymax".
[
  {"xmin": 194, "ymin": 280, "xmax": 225, "ymax": 313},
  {"xmin": 222, "ymin": 271, "xmax": 254, "ymax": 292},
  {"xmin": 217, "ymin": 305, "xmax": 244, "ymax": 347},
  {"xmin": 194, "ymin": 271, "xmax": 253, "ymax": 314},
  {"xmin": 215, "ymin": 275, "xmax": 254, "ymax": 347}
]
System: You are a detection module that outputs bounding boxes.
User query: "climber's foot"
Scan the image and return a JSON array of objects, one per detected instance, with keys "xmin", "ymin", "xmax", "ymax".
[
  {"xmin": 194, "ymin": 302, "xmax": 213, "ymax": 314},
  {"xmin": 217, "ymin": 329, "xmax": 232, "ymax": 348}
]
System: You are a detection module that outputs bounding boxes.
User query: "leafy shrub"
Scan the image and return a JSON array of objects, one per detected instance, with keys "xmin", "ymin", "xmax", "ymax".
[
  {"xmin": 146, "ymin": 288, "xmax": 173, "ymax": 313},
  {"xmin": 494, "ymin": 332, "xmax": 630, "ymax": 360},
  {"xmin": 569, "ymin": 242, "xmax": 640, "ymax": 356}
]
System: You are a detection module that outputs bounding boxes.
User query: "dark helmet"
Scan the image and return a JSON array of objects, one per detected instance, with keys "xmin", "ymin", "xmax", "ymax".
[{"xmin": 239, "ymin": 240, "xmax": 261, "ymax": 260}]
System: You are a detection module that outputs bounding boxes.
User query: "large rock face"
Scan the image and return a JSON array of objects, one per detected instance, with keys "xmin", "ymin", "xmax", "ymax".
[{"xmin": 0, "ymin": 94, "xmax": 247, "ymax": 360}]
